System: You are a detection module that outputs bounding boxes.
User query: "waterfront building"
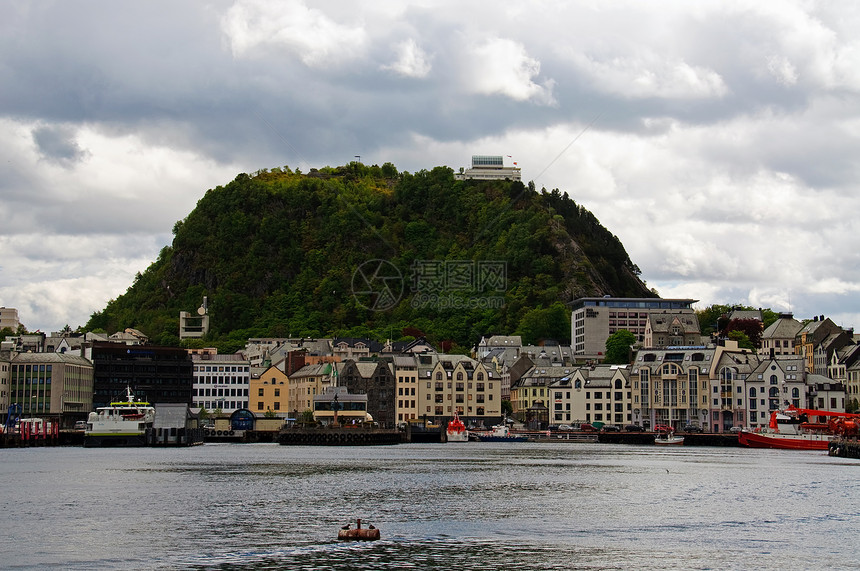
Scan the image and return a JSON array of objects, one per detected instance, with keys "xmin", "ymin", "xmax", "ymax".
[
  {"xmin": 570, "ymin": 297, "xmax": 697, "ymax": 359},
  {"xmin": 760, "ymin": 313, "xmax": 803, "ymax": 357},
  {"xmin": 191, "ymin": 352, "xmax": 250, "ymax": 413},
  {"xmin": 89, "ymin": 342, "xmax": 193, "ymax": 408},
  {"xmin": 390, "ymin": 355, "xmax": 420, "ymax": 423},
  {"xmin": 510, "ymin": 366, "xmax": 552, "ymax": 422},
  {"xmin": 709, "ymin": 343, "xmax": 758, "ymax": 432},
  {"xmin": 8, "ymin": 352, "xmax": 93, "ymax": 427},
  {"xmin": 287, "ymin": 363, "xmax": 334, "ymax": 418},
  {"xmin": 745, "ymin": 356, "xmax": 805, "ymax": 429},
  {"xmin": 313, "ymin": 385, "xmax": 368, "ymax": 424},
  {"xmin": 631, "ymin": 346, "xmax": 717, "ymax": 431},
  {"xmin": 338, "ymin": 360, "xmax": 396, "ymax": 428},
  {"xmin": 419, "ymin": 354, "xmax": 499, "ymax": 426},
  {"xmin": 568, "ymin": 365, "xmax": 633, "ymax": 427},
  {"xmin": 250, "ymin": 365, "xmax": 288, "ymax": 415},
  {"xmin": 454, "ymin": 155, "xmax": 522, "ymax": 182},
  {"xmin": 808, "ymin": 378, "xmax": 847, "ymax": 412}
]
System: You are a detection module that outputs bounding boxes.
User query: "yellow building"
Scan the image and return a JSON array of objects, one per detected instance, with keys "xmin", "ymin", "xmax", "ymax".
[
  {"xmin": 418, "ymin": 355, "xmax": 499, "ymax": 424},
  {"xmin": 391, "ymin": 355, "xmax": 420, "ymax": 423},
  {"xmin": 250, "ymin": 365, "xmax": 288, "ymax": 415},
  {"xmin": 288, "ymin": 363, "xmax": 334, "ymax": 417}
]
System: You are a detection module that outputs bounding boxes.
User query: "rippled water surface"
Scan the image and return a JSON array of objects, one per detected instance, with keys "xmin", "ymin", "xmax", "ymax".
[{"xmin": 2, "ymin": 442, "xmax": 859, "ymax": 570}]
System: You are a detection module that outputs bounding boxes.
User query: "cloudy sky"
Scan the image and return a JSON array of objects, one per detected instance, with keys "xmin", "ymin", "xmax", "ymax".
[{"xmin": 2, "ymin": 1, "xmax": 859, "ymax": 334}]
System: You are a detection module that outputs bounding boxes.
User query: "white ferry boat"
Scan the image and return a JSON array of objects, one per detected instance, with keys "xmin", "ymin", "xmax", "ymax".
[{"xmin": 84, "ymin": 387, "xmax": 155, "ymax": 447}]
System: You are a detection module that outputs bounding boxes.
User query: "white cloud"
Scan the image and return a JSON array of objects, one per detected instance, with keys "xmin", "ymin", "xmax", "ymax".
[
  {"xmin": 382, "ymin": 38, "xmax": 432, "ymax": 78},
  {"xmin": 572, "ymin": 53, "xmax": 728, "ymax": 99},
  {"xmin": 465, "ymin": 37, "xmax": 556, "ymax": 105},
  {"xmin": 222, "ymin": 0, "xmax": 366, "ymax": 66},
  {"xmin": 0, "ymin": 234, "xmax": 163, "ymax": 333}
]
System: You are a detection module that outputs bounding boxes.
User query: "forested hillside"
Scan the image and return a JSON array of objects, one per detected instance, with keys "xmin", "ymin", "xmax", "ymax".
[{"xmin": 87, "ymin": 162, "xmax": 653, "ymax": 351}]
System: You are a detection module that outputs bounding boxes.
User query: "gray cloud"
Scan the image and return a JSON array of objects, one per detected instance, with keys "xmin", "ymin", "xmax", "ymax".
[{"xmin": 32, "ymin": 125, "xmax": 88, "ymax": 165}]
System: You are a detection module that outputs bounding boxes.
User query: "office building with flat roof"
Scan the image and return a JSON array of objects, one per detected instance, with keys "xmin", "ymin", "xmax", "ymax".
[{"xmin": 571, "ymin": 297, "xmax": 698, "ymax": 359}]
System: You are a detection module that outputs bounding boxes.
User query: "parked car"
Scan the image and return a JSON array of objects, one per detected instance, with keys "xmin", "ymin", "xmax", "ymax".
[
  {"xmin": 558, "ymin": 424, "xmax": 573, "ymax": 431},
  {"xmin": 624, "ymin": 424, "xmax": 642, "ymax": 432},
  {"xmin": 729, "ymin": 426, "xmax": 743, "ymax": 433},
  {"xmin": 683, "ymin": 424, "xmax": 703, "ymax": 433},
  {"xmin": 578, "ymin": 423, "xmax": 597, "ymax": 432},
  {"xmin": 601, "ymin": 425, "xmax": 621, "ymax": 432},
  {"xmin": 74, "ymin": 420, "xmax": 87, "ymax": 431},
  {"xmin": 653, "ymin": 424, "xmax": 673, "ymax": 432}
]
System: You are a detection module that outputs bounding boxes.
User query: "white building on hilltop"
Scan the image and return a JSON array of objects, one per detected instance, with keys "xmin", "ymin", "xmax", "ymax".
[{"xmin": 454, "ymin": 155, "xmax": 521, "ymax": 182}]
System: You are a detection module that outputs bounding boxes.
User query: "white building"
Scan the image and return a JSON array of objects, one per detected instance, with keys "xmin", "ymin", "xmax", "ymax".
[
  {"xmin": 454, "ymin": 155, "xmax": 521, "ymax": 182},
  {"xmin": 192, "ymin": 352, "xmax": 250, "ymax": 412}
]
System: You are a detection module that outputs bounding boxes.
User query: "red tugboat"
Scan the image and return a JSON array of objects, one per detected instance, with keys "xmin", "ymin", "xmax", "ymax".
[
  {"xmin": 337, "ymin": 519, "xmax": 380, "ymax": 541},
  {"xmin": 738, "ymin": 406, "xmax": 860, "ymax": 450}
]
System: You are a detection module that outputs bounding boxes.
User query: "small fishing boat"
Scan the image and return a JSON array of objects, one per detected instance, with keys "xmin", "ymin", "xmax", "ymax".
[
  {"xmin": 337, "ymin": 519, "xmax": 380, "ymax": 541},
  {"xmin": 654, "ymin": 429, "xmax": 684, "ymax": 446}
]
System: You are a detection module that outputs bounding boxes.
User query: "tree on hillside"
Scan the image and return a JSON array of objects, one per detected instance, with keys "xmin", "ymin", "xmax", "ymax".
[
  {"xmin": 605, "ymin": 329, "xmax": 636, "ymax": 364},
  {"xmin": 514, "ymin": 302, "xmax": 571, "ymax": 345}
]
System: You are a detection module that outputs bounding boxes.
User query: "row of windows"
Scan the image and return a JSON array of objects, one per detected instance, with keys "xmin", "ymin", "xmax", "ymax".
[
  {"xmin": 433, "ymin": 372, "xmax": 486, "ymax": 381},
  {"xmin": 194, "ymin": 400, "xmax": 247, "ymax": 410},
  {"xmin": 11, "ymin": 365, "xmax": 54, "ymax": 373},
  {"xmin": 194, "ymin": 388, "xmax": 249, "ymax": 397},
  {"xmin": 194, "ymin": 376, "xmax": 248, "ymax": 384},
  {"xmin": 194, "ymin": 366, "xmax": 250, "ymax": 373},
  {"xmin": 429, "ymin": 406, "xmax": 488, "ymax": 415},
  {"xmin": 430, "ymin": 394, "xmax": 491, "ymax": 402}
]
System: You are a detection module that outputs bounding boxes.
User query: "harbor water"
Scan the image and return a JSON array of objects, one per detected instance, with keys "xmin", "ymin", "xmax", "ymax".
[{"xmin": 2, "ymin": 442, "xmax": 859, "ymax": 570}]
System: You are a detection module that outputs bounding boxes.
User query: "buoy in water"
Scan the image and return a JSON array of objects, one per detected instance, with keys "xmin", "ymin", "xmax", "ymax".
[{"xmin": 337, "ymin": 518, "xmax": 380, "ymax": 541}]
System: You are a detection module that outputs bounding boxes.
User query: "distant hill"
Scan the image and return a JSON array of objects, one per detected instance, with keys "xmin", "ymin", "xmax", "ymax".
[{"xmin": 86, "ymin": 163, "xmax": 654, "ymax": 350}]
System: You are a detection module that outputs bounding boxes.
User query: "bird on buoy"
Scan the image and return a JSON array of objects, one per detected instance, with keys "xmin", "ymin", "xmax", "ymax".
[
  {"xmin": 341, "ymin": 524, "xmax": 351, "ymax": 530},
  {"xmin": 368, "ymin": 524, "xmax": 376, "ymax": 530}
]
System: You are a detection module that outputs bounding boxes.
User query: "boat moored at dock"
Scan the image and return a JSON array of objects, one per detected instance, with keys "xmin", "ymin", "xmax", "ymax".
[
  {"xmin": 738, "ymin": 406, "xmax": 860, "ymax": 450},
  {"xmin": 84, "ymin": 387, "xmax": 155, "ymax": 447},
  {"xmin": 472, "ymin": 424, "xmax": 528, "ymax": 442}
]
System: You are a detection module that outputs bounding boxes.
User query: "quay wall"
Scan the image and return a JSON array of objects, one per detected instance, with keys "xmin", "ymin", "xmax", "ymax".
[
  {"xmin": 598, "ymin": 432, "xmax": 741, "ymax": 446},
  {"xmin": 279, "ymin": 428, "xmax": 404, "ymax": 446},
  {"xmin": 829, "ymin": 438, "xmax": 860, "ymax": 459}
]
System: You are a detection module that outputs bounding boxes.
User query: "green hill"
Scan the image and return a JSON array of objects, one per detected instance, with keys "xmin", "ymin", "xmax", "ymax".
[{"xmin": 86, "ymin": 162, "xmax": 654, "ymax": 351}]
